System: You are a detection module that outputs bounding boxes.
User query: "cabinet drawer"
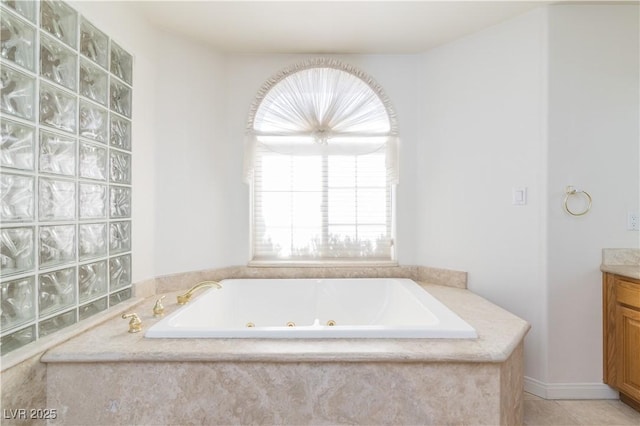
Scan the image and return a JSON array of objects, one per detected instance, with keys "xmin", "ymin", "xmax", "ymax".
[{"xmin": 617, "ymin": 279, "xmax": 640, "ymax": 309}]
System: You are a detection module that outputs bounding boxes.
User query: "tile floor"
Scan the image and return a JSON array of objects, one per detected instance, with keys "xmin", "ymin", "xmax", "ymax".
[{"xmin": 524, "ymin": 392, "xmax": 640, "ymax": 425}]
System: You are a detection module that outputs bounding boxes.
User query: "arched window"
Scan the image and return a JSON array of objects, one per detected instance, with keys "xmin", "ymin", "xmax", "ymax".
[{"xmin": 244, "ymin": 59, "xmax": 399, "ymax": 264}]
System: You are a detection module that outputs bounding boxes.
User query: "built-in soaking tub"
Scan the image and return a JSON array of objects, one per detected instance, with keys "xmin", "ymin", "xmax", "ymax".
[
  {"xmin": 145, "ymin": 278, "xmax": 477, "ymax": 339},
  {"xmin": 42, "ymin": 268, "xmax": 530, "ymax": 425}
]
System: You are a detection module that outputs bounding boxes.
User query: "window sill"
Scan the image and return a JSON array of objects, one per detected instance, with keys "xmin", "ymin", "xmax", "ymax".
[{"xmin": 248, "ymin": 260, "xmax": 399, "ymax": 268}]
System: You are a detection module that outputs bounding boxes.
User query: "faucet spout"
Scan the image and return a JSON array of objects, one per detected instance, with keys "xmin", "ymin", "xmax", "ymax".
[{"xmin": 176, "ymin": 280, "xmax": 222, "ymax": 305}]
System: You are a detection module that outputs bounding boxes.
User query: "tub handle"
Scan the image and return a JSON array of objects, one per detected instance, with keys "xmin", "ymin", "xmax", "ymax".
[
  {"xmin": 122, "ymin": 313, "xmax": 143, "ymax": 333},
  {"xmin": 153, "ymin": 296, "xmax": 165, "ymax": 317}
]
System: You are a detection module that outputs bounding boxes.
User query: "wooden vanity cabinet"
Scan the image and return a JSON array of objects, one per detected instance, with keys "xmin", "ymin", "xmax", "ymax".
[{"xmin": 603, "ymin": 273, "xmax": 640, "ymax": 411}]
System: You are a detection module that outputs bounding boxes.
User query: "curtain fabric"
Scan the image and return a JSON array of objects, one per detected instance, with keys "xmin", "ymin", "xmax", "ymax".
[{"xmin": 244, "ymin": 59, "xmax": 399, "ymax": 184}]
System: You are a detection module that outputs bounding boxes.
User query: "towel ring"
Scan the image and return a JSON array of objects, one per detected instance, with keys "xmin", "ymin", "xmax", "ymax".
[{"xmin": 563, "ymin": 186, "xmax": 592, "ymax": 216}]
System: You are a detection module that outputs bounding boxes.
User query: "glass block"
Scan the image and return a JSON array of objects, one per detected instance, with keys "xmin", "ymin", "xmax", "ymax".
[
  {"xmin": 0, "ymin": 173, "xmax": 34, "ymax": 222},
  {"xmin": 1, "ymin": 1, "xmax": 37, "ymax": 23},
  {"xmin": 110, "ymin": 79, "xmax": 131, "ymax": 118},
  {"xmin": 110, "ymin": 114, "xmax": 131, "ymax": 151},
  {"xmin": 109, "ymin": 254, "xmax": 131, "ymax": 291},
  {"xmin": 79, "ymin": 183, "xmax": 107, "ymax": 219},
  {"xmin": 0, "ymin": 226, "xmax": 34, "ymax": 276},
  {"xmin": 1, "ymin": 118, "xmax": 34, "ymax": 170},
  {"xmin": 38, "ymin": 309, "xmax": 76, "ymax": 337},
  {"xmin": 1, "ymin": 276, "xmax": 35, "ymax": 333},
  {"xmin": 79, "ymin": 100, "xmax": 107, "ymax": 142},
  {"xmin": 40, "ymin": 0, "xmax": 77, "ymax": 49},
  {"xmin": 78, "ymin": 260, "xmax": 107, "ymax": 302},
  {"xmin": 79, "ymin": 223, "xmax": 107, "ymax": 260},
  {"xmin": 0, "ymin": 64, "xmax": 35, "ymax": 120},
  {"xmin": 39, "ymin": 224, "xmax": 75, "ymax": 268},
  {"xmin": 110, "ymin": 41, "xmax": 132, "ymax": 85},
  {"xmin": 39, "ymin": 34, "xmax": 77, "ymax": 91},
  {"xmin": 109, "ymin": 221, "xmax": 130, "ymax": 255},
  {"xmin": 39, "ymin": 177, "xmax": 75, "ymax": 221},
  {"xmin": 1, "ymin": 324, "xmax": 35, "ymax": 355},
  {"xmin": 79, "ymin": 297, "xmax": 107, "ymax": 321},
  {"xmin": 109, "ymin": 186, "xmax": 131, "ymax": 219},
  {"xmin": 109, "ymin": 150, "xmax": 131, "ymax": 184},
  {"xmin": 80, "ymin": 59, "xmax": 108, "ymax": 106},
  {"xmin": 39, "ymin": 83, "xmax": 76, "ymax": 133},
  {"xmin": 38, "ymin": 267, "xmax": 75, "ymax": 316},
  {"xmin": 39, "ymin": 130, "xmax": 75, "ymax": 176},
  {"xmin": 79, "ymin": 141, "xmax": 107, "ymax": 180},
  {"xmin": 1, "ymin": 9, "xmax": 36, "ymax": 71},
  {"xmin": 80, "ymin": 18, "xmax": 108, "ymax": 69},
  {"xmin": 109, "ymin": 287, "xmax": 131, "ymax": 307}
]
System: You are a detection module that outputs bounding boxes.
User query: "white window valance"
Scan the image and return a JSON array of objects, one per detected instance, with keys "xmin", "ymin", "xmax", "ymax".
[{"xmin": 244, "ymin": 58, "xmax": 399, "ymax": 184}]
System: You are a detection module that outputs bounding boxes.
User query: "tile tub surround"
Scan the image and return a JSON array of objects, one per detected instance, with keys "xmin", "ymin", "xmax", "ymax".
[
  {"xmin": 601, "ymin": 248, "xmax": 640, "ymax": 279},
  {"xmin": 42, "ymin": 283, "xmax": 529, "ymax": 425},
  {"xmin": 0, "ymin": 265, "xmax": 462, "ymax": 419},
  {"xmin": 152, "ymin": 264, "xmax": 469, "ymax": 294}
]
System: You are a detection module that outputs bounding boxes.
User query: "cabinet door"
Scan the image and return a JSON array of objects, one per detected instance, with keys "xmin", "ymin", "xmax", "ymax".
[{"xmin": 616, "ymin": 304, "xmax": 640, "ymax": 402}]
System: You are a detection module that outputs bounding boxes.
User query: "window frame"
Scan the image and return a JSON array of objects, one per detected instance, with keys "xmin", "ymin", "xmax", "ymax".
[
  {"xmin": 249, "ymin": 148, "xmax": 397, "ymax": 266},
  {"xmin": 245, "ymin": 59, "xmax": 399, "ymax": 267}
]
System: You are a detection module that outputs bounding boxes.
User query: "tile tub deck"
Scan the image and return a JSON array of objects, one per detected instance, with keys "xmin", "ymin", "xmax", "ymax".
[{"xmin": 41, "ymin": 282, "xmax": 529, "ymax": 425}]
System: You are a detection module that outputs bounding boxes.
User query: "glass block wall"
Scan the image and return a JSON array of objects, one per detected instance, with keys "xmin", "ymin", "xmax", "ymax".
[{"xmin": 0, "ymin": 0, "xmax": 133, "ymax": 355}]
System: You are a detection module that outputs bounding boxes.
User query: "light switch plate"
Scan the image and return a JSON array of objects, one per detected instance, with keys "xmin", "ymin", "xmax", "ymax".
[{"xmin": 512, "ymin": 187, "xmax": 527, "ymax": 205}]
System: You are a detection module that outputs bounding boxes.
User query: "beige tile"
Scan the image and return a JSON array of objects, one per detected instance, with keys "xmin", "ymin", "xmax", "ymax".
[
  {"xmin": 524, "ymin": 400, "xmax": 579, "ymax": 425},
  {"xmin": 525, "ymin": 392, "xmax": 545, "ymax": 401},
  {"xmin": 605, "ymin": 400, "xmax": 640, "ymax": 423},
  {"xmin": 47, "ymin": 361, "xmax": 507, "ymax": 425},
  {"xmin": 556, "ymin": 400, "xmax": 640, "ymax": 425}
]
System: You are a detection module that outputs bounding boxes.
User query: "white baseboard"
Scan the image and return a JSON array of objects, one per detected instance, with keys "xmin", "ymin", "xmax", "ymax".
[{"xmin": 524, "ymin": 376, "xmax": 620, "ymax": 400}]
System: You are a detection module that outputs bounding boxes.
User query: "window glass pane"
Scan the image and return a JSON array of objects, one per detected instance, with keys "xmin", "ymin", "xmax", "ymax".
[
  {"xmin": 327, "ymin": 226, "xmax": 357, "ymax": 254},
  {"xmin": 357, "ymin": 225, "xmax": 391, "ymax": 256},
  {"xmin": 357, "ymin": 152, "xmax": 387, "ymax": 187},
  {"xmin": 259, "ymin": 154, "xmax": 291, "ymax": 191},
  {"xmin": 256, "ymin": 227, "xmax": 291, "ymax": 258},
  {"xmin": 357, "ymin": 189, "xmax": 388, "ymax": 224},
  {"xmin": 329, "ymin": 189, "xmax": 356, "ymax": 224},
  {"xmin": 292, "ymin": 192, "xmax": 321, "ymax": 227},
  {"xmin": 292, "ymin": 228, "xmax": 320, "ymax": 257},
  {"xmin": 292, "ymin": 156, "xmax": 321, "ymax": 191},
  {"xmin": 258, "ymin": 192, "xmax": 291, "ymax": 227},
  {"xmin": 328, "ymin": 156, "xmax": 355, "ymax": 188}
]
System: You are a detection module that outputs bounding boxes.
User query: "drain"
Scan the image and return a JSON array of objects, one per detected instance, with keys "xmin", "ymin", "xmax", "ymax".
[
  {"xmin": 246, "ymin": 322, "xmax": 255, "ymax": 328},
  {"xmin": 286, "ymin": 321, "xmax": 295, "ymax": 327},
  {"xmin": 326, "ymin": 320, "xmax": 336, "ymax": 326}
]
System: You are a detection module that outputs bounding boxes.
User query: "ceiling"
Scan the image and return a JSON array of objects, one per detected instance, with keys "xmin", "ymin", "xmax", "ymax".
[{"xmin": 131, "ymin": 1, "xmax": 547, "ymax": 54}]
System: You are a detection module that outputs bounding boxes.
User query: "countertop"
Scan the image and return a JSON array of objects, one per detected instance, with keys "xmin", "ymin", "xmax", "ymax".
[
  {"xmin": 601, "ymin": 248, "xmax": 640, "ymax": 280},
  {"xmin": 41, "ymin": 282, "xmax": 530, "ymax": 365}
]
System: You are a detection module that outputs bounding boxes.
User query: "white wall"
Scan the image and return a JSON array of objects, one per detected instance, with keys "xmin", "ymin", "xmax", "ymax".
[
  {"xmin": 546, "ymin": 4, "xmax": 639, "ymax": 385},
  {"xmin": 416, "ymin": 3, "xmax": 639, "ymax": 395},
  {"xmin": 70, "ymin": 1, "xmax": 159, "ymax": 282},
  {"xmin": 417, "ymin": 8, "xmax": 549, "ymax": 382},
  {"xmin": 152, "ymin": 31, "xmax": 234, "ymax": 276}
]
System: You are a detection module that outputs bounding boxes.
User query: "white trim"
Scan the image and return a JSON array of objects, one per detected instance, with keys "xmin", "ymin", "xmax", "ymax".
[
  {"xmin": 248, "ymin": 260, "xmax": 399, "ymax": 268},
  {"xmin": 524, "ymin": 376, "xmax": 619, "ymax": 400}
]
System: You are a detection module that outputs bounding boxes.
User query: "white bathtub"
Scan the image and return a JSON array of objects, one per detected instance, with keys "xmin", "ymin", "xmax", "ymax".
[{"xmin": 145, "ymin": 278, "xmax": 477, "ymax": 339}]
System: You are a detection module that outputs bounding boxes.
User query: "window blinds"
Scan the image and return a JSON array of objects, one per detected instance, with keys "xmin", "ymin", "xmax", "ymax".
[{"xmin": 253, "ymin": 146, "xmax": 393, "ymax": 261}]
